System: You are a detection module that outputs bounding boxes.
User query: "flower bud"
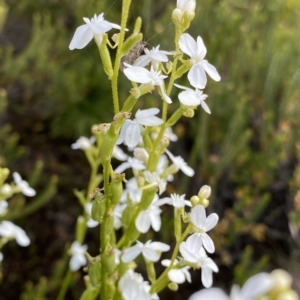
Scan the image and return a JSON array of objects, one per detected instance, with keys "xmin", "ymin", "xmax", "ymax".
[
  {"xmin": 277, "ymin": 290, "xmax": 299, "ymax": 300},
  {"xmin": 91, "ymin": 195, "xmax": 106, "ymax": 223},
  {"xmin": 172, "ymin": 8, "xmax": 183, "ymax": 25},
  {"xmin": 110, "ymin": 173, "xmax": 125, "ymax": 205},
  {"xmin": 88, "ymin": 261, "xmax": 101, "ymax": 286},
  {"xmin": 190, "ymin": 195, "xmax": 199, "ymax": 206},
  {"xmin": 183, "ymin": 10, "xmax": 195, "ymax": 23},
  {"xmin": 133, "ymin": 147, "xmax": 149, "ymax": 163},
  {"xmin": 198, "ymin": 185, "xmax": 211, "ymax": 199},
  {"xmin": 183, "ymin": 108, "xmax": 194, "ymax": 118},
  {"xmin": 168, "ymin": 282, "xmax": 178, "ymax": 291},
  {"xmin": 200, "ymin": 198, "xmax": 209, "ymax": 208},
  {"xmin": 131, "ymin": 87, "xmax": 141, "ymax": 99},
  {"xmin": 270, "ymin": 269, "xmax": 293, "ymax": 292},
  {"xmin": 98, "ymin": 34, "xmax": 113, "ymax": 79}
]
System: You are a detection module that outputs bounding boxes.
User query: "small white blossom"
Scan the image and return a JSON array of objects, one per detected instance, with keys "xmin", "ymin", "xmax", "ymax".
[
  {"xmin": 121, "ymin": 178, "xmax": 142, "ymax": 204},
  {"xmin": 117, "ymin": 108, "xmax": 163, "ymax": 148},
  {"xmin": 177, "ymin": 0, "xmax": 196, "ymax": 12},
  {"xmin": 134, "ymin": 45, "xmax": 173, "ymax": 70},
  {"xmin": 0, "ymin": 220, "xmax": 30, "ymax": 246},
  {"xmin": 189, "ymin": 272, "xmax": 273, "ymax": 300},
  {"xmin": 198, "ymin": 185, "xmax": 211, "ymax": 199},
  {"xmin": 174, "ymin": 84, "xmax": 210, "ymax": 114},
  {"xmin": 179, "ymin": 33, "xmax": 221, "ymax": 89},
  {"xmin": 0, "ymin": 252, "xmax": 3, "ymax": 261},
  {"xmin": 156, "ymin": 193, "xmax": 191, "ymax": 208},
  {"xmin": 143, "ymin": 171, "xmax": 167, "ymax": 195},
  {"xmin": 69, "ymin": 241, "xmax": 88, "ymax": 272},
  {"xmin": 71, "ymin": 136, "xmax": 95, "ymax": 150},
  {"xmin": 165, "ymin": 149, "xmax": 195, "ymax": 177},
  {"xmin": 124, "ymin": 64, "xmax": 172, "ymax": 103},
  {"xmin": 164, "ymin": 127, "xmax": 178, "ymax": 142},
  {"xmin": 187, "ymin": 204, "xmax": 218, "ymax": 253},
  {"xmin": 122, "ymin": 240, "xmax": 170, "ymax": 263},
  {"xmin": 162, "ymin": 259, "xmax": 192, "ymax": 284},
  {"xmin": 115, "ymin": 157, "xmax": 146, "ymax": 173},
  {"xmin": 112, "ymin": 145, "xmax": 128, "ymax": 161},
  {"xmin": 135, "ymin": 203, "xmax": 162, "ymax": 233},
  {"xmin": 69, "ymin": 13, "xmax": 122, "ymax": 50},
  {"xmin": 85, "ymin": 203, "xmax": 99, "ymax": 228},
  {"xmin": 180, "ymin": 242, "xmax": 218, "ymax": 288},
  {"xmin": 0, "ymin": 200, "xmax": 8, "ymax": 216},
  {"xmin": 13, "ymin": 172, "xmax": 36, "ymax": 197},
  {"xmin": 1, "ymin": 183, "xmax": 12, "ymax": 195}
]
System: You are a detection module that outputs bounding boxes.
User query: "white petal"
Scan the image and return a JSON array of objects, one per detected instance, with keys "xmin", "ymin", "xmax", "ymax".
[
  {"xmin": 179, "ymin": 242, "xmax": 197, "ymax": 263},
  {"xmin": 22, "ymin": 184, "xmax": 36, "ymax": 197},
  {"xmin": 133, "ymin": 55, "xmax": 151, "ymax": 67},
  {"xmin": 178, "ymin": 90, "xmax": 200, "ymax": 106},
  {"xmin": 203, "ymin": 257, "xmax": 219, "ymax": 273},
  {"xmin": 202, "ymin": 233, "xmax": 215, "ymax": 253},
  {"xmin": 117, "ymin": 120, "xmax": 132, "ymax": 145},
  {"xmin": 142, "ymin": 248, "xmax": 159, "ymax": 262},
  {"xmin": 179, "ymin": 33, "xmax": 198, "ymax": 58},
  {"xmin": 201, "ymin": 267, "xmax": 213, "ymax": 288},
  {"xmin": 202, "ymin": 61, "xmax": 221, "ymax": 81},
  {"xmin": 188, "ymin": 64, "xmax": 207, "ymax": 89},
  {"xmin": 122, "ymin": 245, "xmax": 142, "ymax": 262},
  {"xmin": 204, "ymin": 213, "xmax": 219, "ymax": 231},
  {"xmin": 125, "ymin": 123, "xmax": 141, "ymax": 148},
  {"xmin": 168, "ymin": 269, "xmax": 186, "ymax": 283},
  {"xmin": 69, "ymin": 255, "xmax": 86, "ymax": 271},
  {"xmin": 196, "ymin": 36, "xmax": 207, "ymax": 60},
  {"xmin": 15, "ymin": 228, "xmax": 30, "ymax": 246},
  {"xmin": 135, "ymin": 211, "xmax": 150, "ymax": 233},
  {"xmin": 90, "ymin": 21, "xmax": 112, "ymax": 34},
  {"xmin": 174, "ymin": 83, "xmax": 193, "ymax": 91},
  {"xmin": 87, "ymin": 218, "xmax": 99, "ymax": 228},
  {"xmin": 135, "ymin": 108, "xmax": 163, "ymax": 126},
  {"xmin": 186, "ymin": 233, "xmax": 203, "ymax": 253},
  {"xmin": 191, "ymin": 205, "xmax": 206, "ymax": 228},
  {"xmin": 115, "ymin": 162, "xmax": 130, "ymax": 173},
  {"xmin": 200, "ymin": 99, "xmax": 211, "ymax": 114},
  {"xmin": 13, "ymin": 172, "xmax": 22, "ymax": 184},
  {"xmin": 151, "ymin": 52, "xmax": 169, "ymax": 62},
  {"xmin": 150, "ymin": 242, "xmax": 170, "ymax": 252},
  {"xmin": 150, "ymin": 211, "xmax": 162, "ymax": 232},
  {"xmin": 69, "ymin": 24, "xmax": 93, "ymax": 50},
  {"xmin": 189, "ymin": 288, "xmax": 229, "ymax": 300},
  {"xmin": 240, "ymin": 273, "xmax": 273, "ymax": 299},
  {"xmin": 123, "ymin": 66, "xmax": 151, "ymax": 83},
  {"xmin": 159, "ymin": 84, "xmax": 172, "ymax": 104}
]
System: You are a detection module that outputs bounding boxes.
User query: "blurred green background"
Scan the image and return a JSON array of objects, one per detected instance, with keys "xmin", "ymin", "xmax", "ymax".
[{"xmin": 0, "ymin": 0, "xmax": 300, "ymax": 299}]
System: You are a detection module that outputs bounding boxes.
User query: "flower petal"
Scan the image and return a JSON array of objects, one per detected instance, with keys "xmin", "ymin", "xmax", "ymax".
[
  {"xmin": 202, "ymin": 61, "xmax": 221, "ymax": 82},
  {"xmin": 191, "ymin": 205, "xmax": 206, "ymax": 228},
  {"xmin": 204, "ymin": 213, "xmax": 219, "ymax": 231},
  {"xmin": 178, "ymin": 90, "xmax": 200, "ymax": 106},
  {"xmin": 122, "ymin": 245, "xmax": 142, "ymax": 262},
  {"xmin": 196, "ymin": 36, "xmax": 207, "ymax": 60},
  {"xmin": 168, "ymin": 269, "xmax": 186, "ymax": 284},
  {"xmin": 69, "ymin": 24, "xmax": 93, "ymax": 50},
  {"xmin": 125, "ymin": 123, "xmax": 141, "ymax": 148},
  {"xmin": 189, "ymin": 288, "xmax": 229, "ymax": 300},
  {"xmin": 123, "ymin": 65, "xmax": 151, "ymax": 83},
  {"xmin": 135, "ymin": 211, "xmax": 150, "ymax": 233},
  {"xmin": 188, "ymin": 64, "xmax": 207, "ymax": 89},
  {"xmin": 186, "ymin": 233, "xmax": 203, "ymax": 253},
  {"xmin": 142, "ymin": 247, "xmax": 159, "ymax": 262},
  {"xmin": 202, "ymin": 233, "xmax": 215, "ymax": 253},
  {"xmin": 179, "ymin": 33, "xmax": 198, "ymax": 58},
  {"xmin": 201, "ymin": 267, "xmax": 213, "ymax": 288}
]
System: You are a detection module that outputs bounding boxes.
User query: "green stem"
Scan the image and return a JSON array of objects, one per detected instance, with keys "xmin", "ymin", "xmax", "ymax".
[
  {"xmin": 111, "ymin": 0, "xmax": 132, "ymax": 114},
  {"xmin": 57, "ymin": 269, "xmax": 72, "ymax": 300}
]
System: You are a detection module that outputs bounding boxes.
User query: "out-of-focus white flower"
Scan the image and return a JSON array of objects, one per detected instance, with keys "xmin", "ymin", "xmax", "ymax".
[
  {"xmin": 179, "ymin": 33, "xmax": 221, "ymax": 89},
  {"xmin": 119, "ymin": 269, "xmax": 159, "ymax": 300},
  {"xmin": 115, "ymin": 157, "xmax": 146, "ymax": 173},
  {"xmin": 198, "ymin": 185, "xmax": 211, "ymax": 199},
  {"xmin": 114, "ymin": 203, "xmax": 126, "ymax": 229},
  {"xmin": 134, "ymin": 45, "xmax": 173, "ymax": 70},
  {"xmin": 156, "ymin": 193, "xmax": 191, "ymax": 208},
  {"xmin": 71, "ymin": 136, "xmax": 96, "ymax": 150},
  {"xmin": 121, "ymin": 178, "xmax": 142, "ymax": 204},
  {"xmin": 122, "ymin": 240, "xmax": 170, "ymax": 263},
  {"xmin": 162, "ymin": 258, "xmax": 191, "ymax": 284},
  {"xmin": 177, "ymin": 0, "xmax": 196, "ymax": 12},
  {"xmin": 123, "ymin": 64, "xmax": 172, "ymax": 104},
  {"xmin": 13, "ymin": 172, "xmax": 36, "ymax": 197},
  {"xmin": 69, "ymin": 13, "xmax": 122, "ymax": 50},
  {"xmin": 143, "ymin": 171, "xmax": 167, "ymax": 195},
  {"xmin": 85, "ymin": 203, "xmax": 99, "ymax": 228},
  {"xmin": 135, "ymin": 203, "xmax": 162, "ymax": 233},
  {"xmin": 112, "ymin": 145, "xmax": 128, "ymax": 161},
  {"xmin": 180, "ymin": 242, "xmax": 218, "ymax": 288},
  {"xmin": 134, "ymin": 147, "xmax": 149, "ymax": 164},
  {"xmin": 164, "ymin": 127, "xmax": 178, "ymax": 142},
  {"xmin": 188, "ymin": 272, "xmax": 273, "ymax": 300},
  {"xmin": 165, "ymin": 149, "xmax": 194, "ymax": 177},
  {"xmin": 0, "ymin": 220, "xmax": 30, "ymax": 246},
  {"xmin": 0, "ymin": 251, "xmax": 3, "ymax": 261},
  {"xmin": 117, "ymin": 108, "xmax": 163, "ymax": 148},
  {"xmin": 187, "ymin": 204, "xmax": 218, "ymax": 253},
  {"xmin": 0, "ymin": 200, "xmax": 8, "ymax": 216},
  {"xmin": 174, "ymin": 84, "xmax": 210, "ymax": 114},
  {"xmin": 69, "ymin": 241, "xmax": 88, "ymax": 272}
]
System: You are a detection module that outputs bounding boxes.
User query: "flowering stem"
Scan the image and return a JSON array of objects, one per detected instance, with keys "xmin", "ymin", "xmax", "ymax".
[
  {"xmin": 57, "ymin": 268, "xmax": 72, "ymax": 300},
  {"xmin": 111, "ymin": 0, "xmax": 132, "ymax": 114}
]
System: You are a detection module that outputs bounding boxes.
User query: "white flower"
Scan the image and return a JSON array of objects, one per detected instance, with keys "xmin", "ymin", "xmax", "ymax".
[
  {"xmin": 69, "ymin": 13, "xmax": 122, "ymax": 50},
  {"xmin": 179, "ymin": 33, "xmax": 221, "ymax": 89},
  {"xmin": 156, "ymin": 193, "xmax": 191, "ymax": 208},
  {"xmin": 1, "ymin": 183, "xmax": 12, "ymax": 195},
  {"xmin": 188, "ymin": 272, "xmax": 273, "ymax": 300},
  {"xmin": 174, "ymin": 84, "xmax": 210, "ymax": 114},
  {"xmin": 198, "ymin": 185, "xmax": 211, "ymax": 199},
  {"xmin": 180, "ymin": 242, "xmax": 218, "ymax": 288},
  {"xmin": 162, "ymin": 259, "xmax": 192, "ymax": 284},
  {"xmin": 85, "ymin": 203, "xmax": 99, "ymax": 228},
  {"xmin": 122, "ymin": 240, "xmax": 170, "ymax": 263},
  {"xmin": 187, "ymin": 204, "xmax": 218, "ymax": 253},
  {"xmin": 123, "ymin": 64, "xmax": 172, "ymax": 103},
  {"xmin": 165, "ymin": 149, "xmax": 194, "ymax": 177},
  {"xmin": 119, "ymin": 269, "xmax": 159, "ymax": 300},
  {"xmin": 117, "ymin": 108, "xmax": 163, "ymax": 148},
  {"xmin": 134, "ymin": 45, "xmax": 173, "ymax": 70},
  {"xmin": 0, "ymin": 252, "xmax": 3, "ymax": 261},
  {"xmin": 177, "ymin": 0, "xmax": 196, "ymax": 12},
  {"xmin": 0, "ymin": 220, "xmax": 30, "ymax": 246},
  {"xmin": 71, "ymin": 136, "xmax": 95, "ymax": 150},
  {"xmin": 112, "ymin": 145, "xmax": 128, "ymax": 161},
  {"xmin": 115, "ymin": 157, "xmax": 146, "ymax": 173},
  {"xmin": 164, "ymin": 127, "xmax": 178, "ymax": 142},
  {"xmin": 121, "ymin": 178, "xmax": 142, "ymax": 204},
  {"xmin": 135, "ymin": 203, "xmax": 162, "ymax": 233},
  {"xmin": 143, "ymin": 171, "xmax": 167, "ymax": 195},
  {"xmin": 69, "ymin": 241, "xmax": 88, "ymax": 272},
  {"xmin": 13, "ymin": 172, "xmax": 36, "ymax": 197},
  {"xmin": 0, "ymin": 200, "xmax": 8, "ymax": 216}
]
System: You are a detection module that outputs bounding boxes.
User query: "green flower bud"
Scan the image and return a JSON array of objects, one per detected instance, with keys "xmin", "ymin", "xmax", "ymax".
[
  {"xmin": 105, "ymin": 209, "xmax": 115, "ymax": 235},
  {"xmin": 168, "ymin": 282, "xmax": 179, "ymax": 291},
  {"xmin": 200, "ymin": 198, "xmax": 210, "ymax": 208},
  {"xmin": 172, "ymin": 8, "xmax": 183, "ymax": 26},
  {"xmin": 183, "ymin": 108, "xmax": 194, "ymax": 118},
  {"xmin": 88, "ymin": 261, "xmax": 101, "ymax": 287},
  {"xmin": 190, "ymin": 195, "xmax": 200, "ymax": 206},
  {"xmin": 110, "ymin": 173, "xmax": 125, "ymax": 205},
  {"xmin": 183, "ymin": 10, "xmax": 195, "ymax": 23},
  {"xmin": 79, "ymin": 287, "xmax": 99, "ymax": 300},
  {"xmin": 91, "ymin": 195, "xmax": 106, "ymax": 223},
  {"xmin": 98, "ymin": 34, "xmax": 113, "ymax": 79},
  {"xmin": 102, "ymin": 247, "xmax": 116, "ymax": 274}
]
